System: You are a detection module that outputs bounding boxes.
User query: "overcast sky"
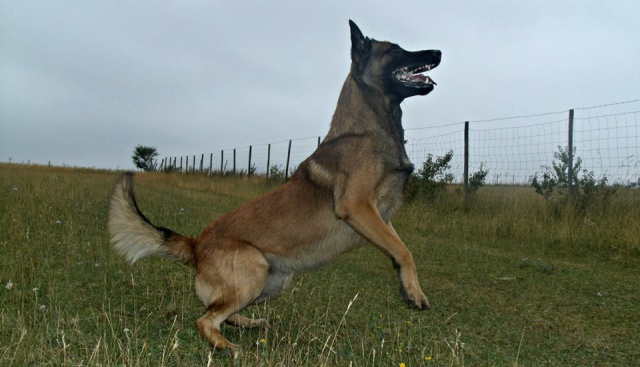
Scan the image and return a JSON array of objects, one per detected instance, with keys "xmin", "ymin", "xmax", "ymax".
[{"xmin": 1, "ymin": 1, "xmax": 639, "ymax": 170}]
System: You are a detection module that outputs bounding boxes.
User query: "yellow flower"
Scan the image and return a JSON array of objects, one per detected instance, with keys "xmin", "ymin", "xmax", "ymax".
[
  {"xmin": 424, "ymin": 356, "xmax": 433, "ymax": 361},
  {"xmin": 260, "ymin": 338, "xmax": 267, "ymax": 344},
  {"xmin": 399, "ymin": 363, "xmax": 406, "ymax": 367}
]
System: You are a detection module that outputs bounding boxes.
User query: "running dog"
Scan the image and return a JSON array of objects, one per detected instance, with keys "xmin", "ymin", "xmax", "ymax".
[{"xmin": 108, "ymin": 20, "xmax": 441, "ymax": 357}]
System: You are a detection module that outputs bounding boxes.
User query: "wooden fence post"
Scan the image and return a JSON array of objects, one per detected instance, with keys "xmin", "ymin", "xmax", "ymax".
[
  {"xmin": 285, "ymin": 140, "xmax": 292, "ymax": 180},
  {"xmin": 220, "ymin": 150, "xmax": 224, "ymax": 176},
  {"xmin": 209, "ymin": 153, "xmax": 213, "ymax": 175},
  {"xmin": 266, "ymin": 144, "xmax": 271, "ymax": 179},
  {"xmin": 568, "ymin": 109, "xmax": 575, "ymax": 199},
  {"xmin": 248, "ymin": 145, "xmax": 253, "ymax": 177},
  {"xmin": 464, "ymin": 121, "xmax": 469, "ymax": 201},
  {"xmin": 192, "ymin": 155, "xmax": 196, "ymax": 174},
  {"xmin": 233, "ymin": 149, "xmax": 236, "ymax": 177}
]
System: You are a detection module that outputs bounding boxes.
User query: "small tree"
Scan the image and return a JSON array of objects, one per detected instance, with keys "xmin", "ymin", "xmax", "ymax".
[
  {"xmin": 268, "ymin": 164, "xmax": 286, "ymax": 181},
  {"xmin": 406, "ymin": 150, "xmax": 454, "ymax": 200},
  {"xmin": 467, "ymin": 163, "xmax": 489, "ymax": 196},
  {"xmin": 530, "ymin": 145, "xmax": 615, "ymax": 212},
  {"xmin": 530, "ymin": 146, "xmax": 583, "ymax": 198},
  {"xmin": 132, "ymin": 145, "xmax": 159, "ymax": 171},
  {"xmin": 418, "ymin": 150, "xmax": 455, "ymax": 188}
]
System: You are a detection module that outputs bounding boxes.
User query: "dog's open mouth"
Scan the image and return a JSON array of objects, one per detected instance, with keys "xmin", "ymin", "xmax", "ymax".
[{"xmin": 393, "ymin": 64, "xmax": 438, "ymax": 87}]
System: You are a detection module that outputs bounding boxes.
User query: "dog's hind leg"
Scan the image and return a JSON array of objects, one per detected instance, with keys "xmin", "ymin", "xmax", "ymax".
[
  {"xmin": 194, "ymin": 241, "xmax": 269, "ymax": 358},
  {"xmin": 196, "ymin": 307, "xmax": 241, "ymax": 357},
  {"xmin": 225, "ymin": 313, "xmax": 269, "ymax": 328}
]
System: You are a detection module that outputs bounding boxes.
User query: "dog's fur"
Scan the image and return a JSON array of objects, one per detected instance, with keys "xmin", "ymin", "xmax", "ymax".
[{"xmin": 108, "ymin": 20, "xmax": 441, "ymax": 357}]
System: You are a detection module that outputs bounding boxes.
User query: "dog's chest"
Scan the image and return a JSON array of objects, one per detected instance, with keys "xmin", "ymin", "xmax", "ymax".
[
  {"xmin": 376, "ymin": 169, "xmax": 410, "ymax": 221},
  {"xmin": 374, "ymin": 139, "xmax": 413, "ymax": 218}
]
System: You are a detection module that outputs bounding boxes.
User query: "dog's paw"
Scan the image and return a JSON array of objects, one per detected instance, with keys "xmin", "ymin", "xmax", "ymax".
[
  {"xmin": 226, "ymin": 343, "xmax": 241, "ymax": 359},
  {"xmin": 400, "ymin": 284, "xmax": 430, "ymax": 310},
  {"xmin": 397, "ymin": 268, "xmax": 430, "ymax": 310}
]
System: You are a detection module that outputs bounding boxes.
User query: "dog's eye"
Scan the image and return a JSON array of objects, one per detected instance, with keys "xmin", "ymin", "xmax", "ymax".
[{"xmin": 388, "ymin": 46, "xmax": 403, "ymax": 55}]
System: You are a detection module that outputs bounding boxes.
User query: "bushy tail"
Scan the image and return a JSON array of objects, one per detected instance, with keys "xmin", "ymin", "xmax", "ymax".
[{"xmin": 107, "ymin": 172, "xmax": 195, "ymax": 266}]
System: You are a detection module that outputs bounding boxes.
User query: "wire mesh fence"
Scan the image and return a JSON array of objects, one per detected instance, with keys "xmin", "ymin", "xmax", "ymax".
[{"xmin": 157, "ymin": 100, "xmax": 640, "ymax": 186}]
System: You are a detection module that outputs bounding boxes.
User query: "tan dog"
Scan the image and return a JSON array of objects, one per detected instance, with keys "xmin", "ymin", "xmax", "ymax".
[{"xmin": 108, "ymin": 20, "xmax": 441, "ymax": 357}]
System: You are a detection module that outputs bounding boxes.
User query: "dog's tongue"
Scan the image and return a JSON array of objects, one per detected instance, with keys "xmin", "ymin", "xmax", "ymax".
[{"xmin": 409, "ymin": 73, "xmax": 437, "ymax": 85}]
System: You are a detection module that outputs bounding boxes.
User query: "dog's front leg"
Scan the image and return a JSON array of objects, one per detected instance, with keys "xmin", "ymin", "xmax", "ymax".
[{"xmin": 335, "ymin": 193, "xmax": 429, "ymax": 310}]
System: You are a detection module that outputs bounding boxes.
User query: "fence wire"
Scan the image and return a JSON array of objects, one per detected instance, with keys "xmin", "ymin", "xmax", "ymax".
[{"xmin": 159, "ymin": 101, "xmax": 640, "ymax": 186}]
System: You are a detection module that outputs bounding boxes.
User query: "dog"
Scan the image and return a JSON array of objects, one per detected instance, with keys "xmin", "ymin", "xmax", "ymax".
[{"xmin": 108, "ymin": 20, "xmax": 441, "ymax": 357}]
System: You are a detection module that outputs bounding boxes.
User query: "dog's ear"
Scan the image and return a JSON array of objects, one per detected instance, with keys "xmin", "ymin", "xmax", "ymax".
[{"xmin": 349, "ymin": 20, "xmax": 371, "ymax": 64}]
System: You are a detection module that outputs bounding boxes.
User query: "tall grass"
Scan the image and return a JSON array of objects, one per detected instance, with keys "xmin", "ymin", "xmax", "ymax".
[
  {"xmin": 1, "ymin": 163, "xmax": 638, "ymax": 366},
  {"xmin": 405, "ymin": 184, "xmax": 640, "ymax": 256}
]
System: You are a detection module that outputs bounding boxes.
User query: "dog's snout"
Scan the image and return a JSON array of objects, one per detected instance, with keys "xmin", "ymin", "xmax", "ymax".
[{"xmin": 428, "ymin": 50, "xmax": 442, "ymax": 66}]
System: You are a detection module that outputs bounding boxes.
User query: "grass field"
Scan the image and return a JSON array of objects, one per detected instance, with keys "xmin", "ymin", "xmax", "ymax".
[{"xmin": 1, "ymin": 163, "xmax": 639, "ymax": 366}]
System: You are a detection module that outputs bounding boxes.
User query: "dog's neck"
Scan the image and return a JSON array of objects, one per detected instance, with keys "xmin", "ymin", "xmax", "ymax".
[{"xmin": 326, "ymin": 73, "xmax": 404, "ymax": 144}]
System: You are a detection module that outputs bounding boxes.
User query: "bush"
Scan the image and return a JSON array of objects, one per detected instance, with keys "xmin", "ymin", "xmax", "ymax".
[
  {"xmin": 468, "ymin": 163, "xmax": 489, "ymax": 197},
  {"xmin": 530, "ymin": 145, "xmax": 616, "ymax": 214},
  {"xmin": 406, "ymin": 150, "xmax": 454, "ymax": 200},
  {"xmin": 406, "ymin": 151, "xmax": 489, "ymax": 201},
  {"xmin": 268, "ymin": 164, "xmax": 286, "ymax": 181}
]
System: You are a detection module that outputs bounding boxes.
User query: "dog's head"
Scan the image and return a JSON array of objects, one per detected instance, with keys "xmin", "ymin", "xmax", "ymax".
[{"xmin": 349, "ymin": 20, "xmax": 441, "ymax": 102}]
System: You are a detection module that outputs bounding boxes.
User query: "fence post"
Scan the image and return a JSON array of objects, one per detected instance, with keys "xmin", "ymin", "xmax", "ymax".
[
  {"xmin": 233, "ymin": 149, "xmax": 236, "ymax": 177},
  {"xmin": 317, "ymin": 136, "xmax": 321, "ymax": 147},
  {"xmin": 209, "ymin": 153, "xmax": 213, "ymax": 175},
  {"xmin": 220, "ymin": 150, "xmax": 224, "ymax": 176},
  {"xmin": 266, "ymin": 144, "xmax": 271, "ymax": 179},
  {"xmin": 463, "ymin": 121, "xmax": 469, "ymax": 200},
  {"xmin": 285, "ymin": 140, "xmax": 292, "ymax": 180},
  {"xmin": 200, "ymin": 154, "xmax": 204, "ymax": 173},
  {"xmin": 192, "ymin": 155, "xmax": 196, "ymax": 174},
  {"xmin": 568, "ymin": 109, "xmax": 575, "ymax": 199},
  {"xmin": 179, "ymin": 157, "xmax": 183, "ymax": 172},
  {"xmin": 248, "ymin": 145, "xmax": 253, "ymax": 177}
]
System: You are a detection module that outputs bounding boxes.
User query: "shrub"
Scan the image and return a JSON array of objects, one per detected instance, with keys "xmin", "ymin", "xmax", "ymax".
[
  {"xmin": 268, "ymin": 164, "xmax": 286, "ymax": 181},
  {"xmin": 467, "ymin": 163, "xmax": 489, "ymax": 197},
  {"xmin": 530, "ymin": 145, "xmax": 616, "ymax": 214},
  {"xmin": 406, "ymin": 150, "xmax": 454, "ymax": 200}
]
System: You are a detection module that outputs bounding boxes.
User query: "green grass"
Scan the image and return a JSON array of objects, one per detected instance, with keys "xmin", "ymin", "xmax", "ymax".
[{"xmin": 1, "ymin": 163, "xmax": 639, "ymax": 366}]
